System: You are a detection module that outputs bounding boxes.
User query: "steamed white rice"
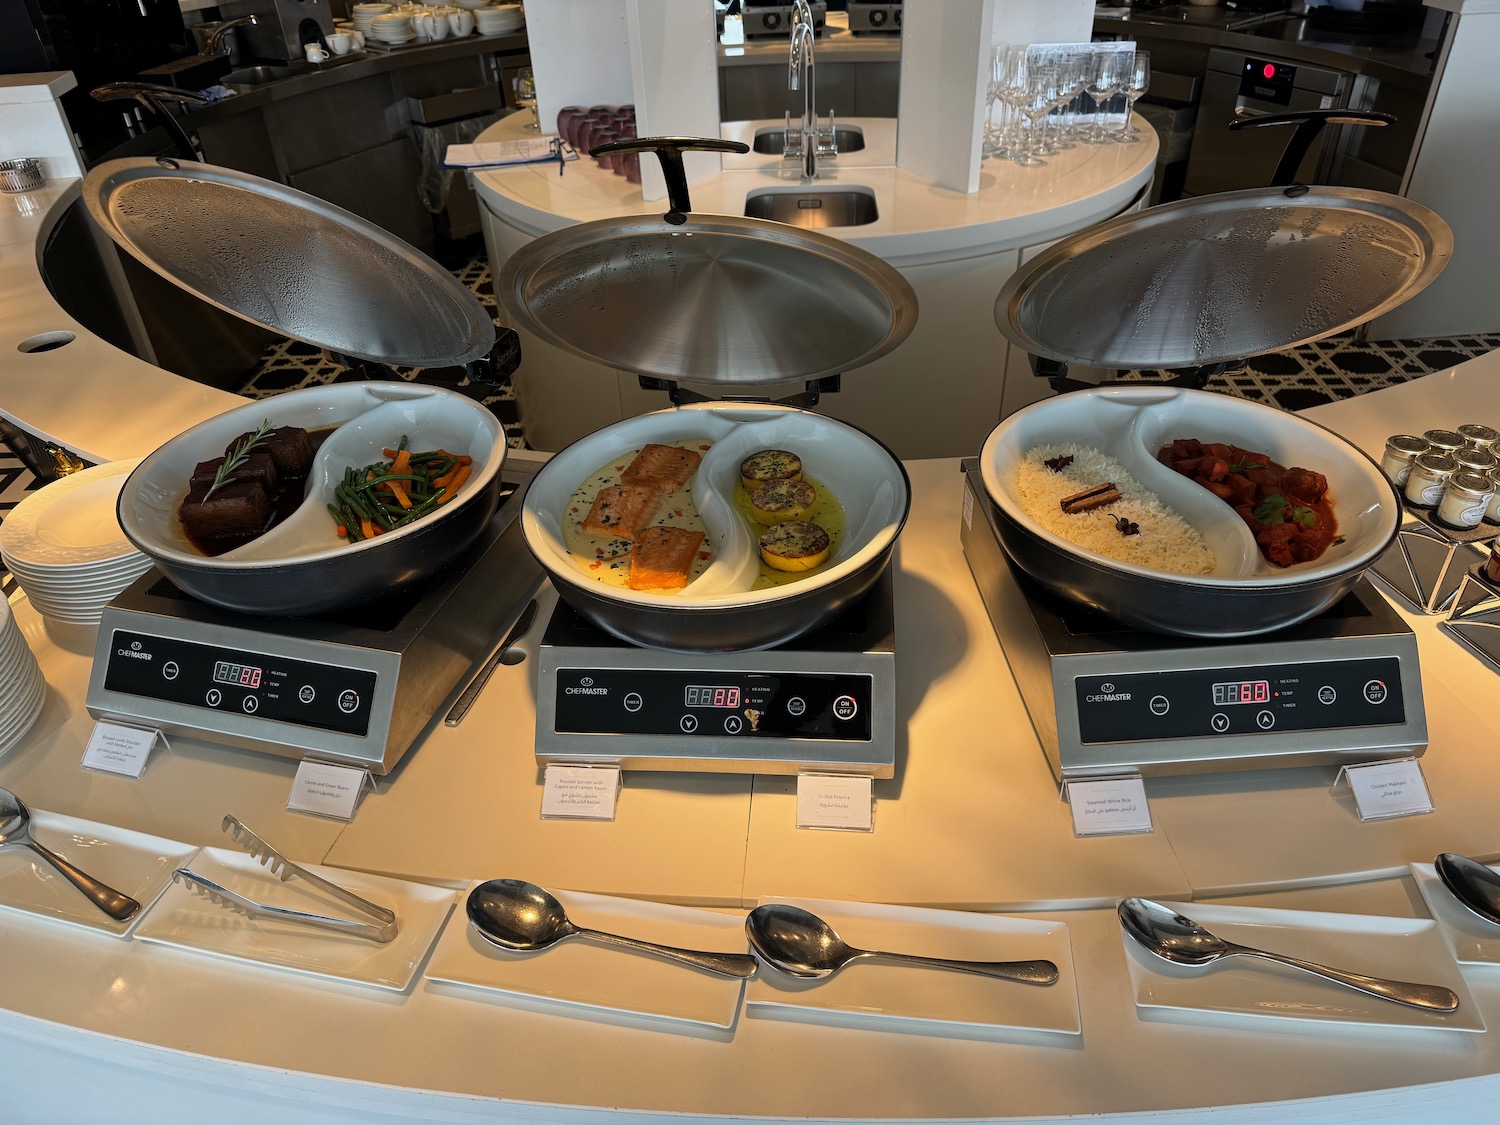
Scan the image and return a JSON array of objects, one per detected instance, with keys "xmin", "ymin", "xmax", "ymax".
[{"xmin": 1015, "ymin": 444, "xmax": 1215, "ymax": 575}]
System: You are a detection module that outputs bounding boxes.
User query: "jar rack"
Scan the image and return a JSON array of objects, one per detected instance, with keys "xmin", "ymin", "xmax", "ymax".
[{"xmin": 1369, "ymin": 503, "xmax": 1493, "ymax": 616}]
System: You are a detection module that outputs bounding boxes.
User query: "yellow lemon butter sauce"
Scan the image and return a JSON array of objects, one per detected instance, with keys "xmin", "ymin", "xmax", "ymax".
[{"xmin": 733, "ymin": 473, "xmax": 844, "ymax": 589}]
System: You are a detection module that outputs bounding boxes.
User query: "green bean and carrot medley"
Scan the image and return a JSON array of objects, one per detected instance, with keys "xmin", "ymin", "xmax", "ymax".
[{"xmin": 327, "ymin": 437, "xmax": 474, "ymax": 542}]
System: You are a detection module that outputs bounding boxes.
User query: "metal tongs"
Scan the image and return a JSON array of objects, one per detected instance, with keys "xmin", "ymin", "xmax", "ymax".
[{"xmin": 170, "ymin": 815, "xmax": 399, "ymax": 943}]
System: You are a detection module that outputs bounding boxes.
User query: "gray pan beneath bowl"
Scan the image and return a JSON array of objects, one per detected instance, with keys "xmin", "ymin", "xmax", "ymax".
[
  {"xmin": 994, "ymin": 185, "xmax": 1451, "ymax": 372},
  {"xmin": 83, "ymin": 157, "xmax": 496, "ymax": 369},
  {"xmin": 497, "ymin": 213, "xmax": 918, "ymax": 386}
]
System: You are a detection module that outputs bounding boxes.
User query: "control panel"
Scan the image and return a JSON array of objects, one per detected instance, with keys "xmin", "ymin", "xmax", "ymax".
[
  {"xmin": 551, "ymin": 668, "xmax": 872, "ymax": 742},
  {"xmin": 101, "ymin": 630, "xmax": 376, "ymax": 737},
  {"xmin": 1075, "ymin": 656, "xmax": 1405, "ymax": 745},
  {"xmin": 1239, "ymin": 57, "xmax": 1298, "ymax": 106}
]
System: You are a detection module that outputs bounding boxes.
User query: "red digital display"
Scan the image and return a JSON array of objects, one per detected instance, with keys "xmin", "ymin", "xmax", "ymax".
[
  {"xmin": 1213, "ymin": 680, "xmax": 1270, "ymax": 706},
  {"xmin": 685, "ymin": 685, "xmax": 741, "ymax": 709}
]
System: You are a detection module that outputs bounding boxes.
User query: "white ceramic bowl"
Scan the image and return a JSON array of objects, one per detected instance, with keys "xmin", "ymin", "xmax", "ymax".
[
  {"xmin": 522, "ymin": 402, "xmax": 909, "ymax": 651},
  {"xmin": 977, "ymin": 386, "xmax": 1401, "ymax": 635},
  {"xmin": 118, "ymin": 383, "xmax": 507, "ymax": 616}
]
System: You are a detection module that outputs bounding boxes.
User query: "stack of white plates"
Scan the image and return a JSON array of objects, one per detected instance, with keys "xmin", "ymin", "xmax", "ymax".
[
  {"xmin": 455, "ymin": 0, "xmax": 491, "ymax": 10},
  {"xmin": 370, "ymin": 11, "xmax": 415, "ymax": 42},
  {"xmin": 475, "ymin": 4, "xmax": 522, "ymax": 33},
  {"xmin": 0, "ymin": 595, "xmax": 46, "ymax": 758},
  {"xmin": 352, "ymin": 3, "xmax": 394, "ymax": 35},
  {"xmin": 0, "ymin": 459, "xmax": 153, "ymax": 626}
]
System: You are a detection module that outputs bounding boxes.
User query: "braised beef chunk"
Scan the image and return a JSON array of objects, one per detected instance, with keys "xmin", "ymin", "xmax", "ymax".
[
  {"xmin": 178, "ymin": 480, "xmax": 271, "ymax": 541},
  {"xmin": 189, "ymin": 451, "xmax": 280, "ymax": 495},
  {"xmin": 226, "ymin": 426, "xmax": 313, "ymax": 476}
]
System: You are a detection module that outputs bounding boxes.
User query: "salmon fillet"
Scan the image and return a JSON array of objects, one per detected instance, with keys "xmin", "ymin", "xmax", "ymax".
[
  {"xmin": 628, "ymin": 525, "xmax": 706, "ymax": 591},
  {"xmin": 621, "ymin": 443, "xmax": 702, "ymax": 493},
  {"xmin": 581, "ymin": 484, "xmax": 663, "ymax": 540}
]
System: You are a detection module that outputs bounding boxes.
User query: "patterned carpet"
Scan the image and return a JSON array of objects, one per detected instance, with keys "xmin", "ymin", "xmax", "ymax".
[{"xmin": 3, "ymin": 236, "xmax": 1500, "ymax": 589}]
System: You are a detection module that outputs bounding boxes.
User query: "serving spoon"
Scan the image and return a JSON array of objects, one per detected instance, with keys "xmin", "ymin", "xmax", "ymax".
[
  {"xmin": 746, "ymin": 902, "xmax": 1059, "ymax": 984},
  {"xmin": 0, "ymin": 788, "xmax": 140, "ymax": 922},
  {"xmin": 1434, "ymin": 852, "xmax": 1500, "ymax": 927},
  {"xmin": 1117, "ymin": 897, "xmax": 1458, "ymax": 1012},
  {"xmin": 465, "ymin": 879, "xmax": 757, "ymax": 978}
]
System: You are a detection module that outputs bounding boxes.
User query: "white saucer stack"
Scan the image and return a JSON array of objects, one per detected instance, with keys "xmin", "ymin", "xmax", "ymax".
[
  {"xmin": 0, "ymin": 595, "xmax": 45, "ymax": 758},
  {"xmin": 352, "ymin": 3, "xmax": 393, "ymax": 36},
  {"xmin": 0, "ymin": 459, "xmax": 153, "ymax": 626},
  {"xmin": 370, "ymin": 11, "xmax": 415, "ymax": 42},
  {"xmin": 475, "ymin": 4, "xmax": 522, "ymax": 34}
]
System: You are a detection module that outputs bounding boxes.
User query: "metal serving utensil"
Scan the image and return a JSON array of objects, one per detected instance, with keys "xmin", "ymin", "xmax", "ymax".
[
  {"xmin": 0, "ymin": 787, "xmax": 139, "ymax": 922},
  {"xmin": 1118, "ymin": 897, "xmax": 1459, "ymax": 1012},
  {"xmin": 220, "ymin": 814, "xmax": 397, "ymax": 940},
  {"xmin": 172, "ymin": 867, "xmax": 397, "ymax": 943}
]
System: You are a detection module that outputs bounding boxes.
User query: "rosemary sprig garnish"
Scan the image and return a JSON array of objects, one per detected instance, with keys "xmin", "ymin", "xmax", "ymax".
[{"xmin": 203, "ymin": 418, "xmax": 273, "ymax": 501}]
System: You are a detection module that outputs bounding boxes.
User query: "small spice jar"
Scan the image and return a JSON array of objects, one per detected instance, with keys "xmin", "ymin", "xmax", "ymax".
[
  {"xmin": 1422, "ymin": 428, "xmax": 1466, "ymax": 455},
  {"xmin": 1404, "ymin": 451, "xmax": 1458, "ymax": 507},
  {"xmin": 1380, "ymin": 434, "xmax": 1430, "ymax": 487},
  {"xmin": 1437, "ymin": 470, "xmax": 1495, "ymax": 529},
  {"xmin": 1455, "ymin": 446, "xmax": 1499, "ymax": 474},
  {"xmin": 1460, "ymin": 423, "xmax": 1500, "ymax": 451},
  {"xmin": 1486, "ymin": 467, "xmax": 1500, "ymax": 523},
  {"xmin": 1487, "ymin": 540, "xmax": 1500, "ymax": 584}
]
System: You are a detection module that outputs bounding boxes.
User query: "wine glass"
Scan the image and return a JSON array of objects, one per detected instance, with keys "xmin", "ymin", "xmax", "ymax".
[
  {"xmin": 1112, "ymin": 51, "xmax": 1151, "ymax": 143},
  {"xmin": 514, "ymin": 66, "xmax": 538, "ymax": 130},
  {"xmin": 1018, "ymin": 64, "xmax": 1058, "ymax": 166},
  {"xmin": 1083, "ymin": 49, "xmax": 1126, "ymax": 145}
]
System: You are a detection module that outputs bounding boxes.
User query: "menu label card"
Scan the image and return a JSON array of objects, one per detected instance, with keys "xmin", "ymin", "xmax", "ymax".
[
  {"xmin": 286, "ymin": 760, "xmax": 374, "ymax": 821},
  {"xmin": 1338, "ymin": 758, "xmax": 1434, "ymax": 821},
  {"xmin": 540, "ymin": 765, "xmax": 621, "ymax": 820},
  {"xmin": 81, "ymin": 721, "xmax": 164, "ymax": 778},
  {"xmin": 1065, "ymin": 775, "xmax": 1153, "ymax": 837},
  {"xmin": 796, "ymin": 774, "xmax": 874, "ymax": 831}
]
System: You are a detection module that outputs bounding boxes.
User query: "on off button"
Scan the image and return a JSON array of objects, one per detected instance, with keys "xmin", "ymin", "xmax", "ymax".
[{"xmin": 832, "ymin": 695, "xmax": 859, "ymax": 721}]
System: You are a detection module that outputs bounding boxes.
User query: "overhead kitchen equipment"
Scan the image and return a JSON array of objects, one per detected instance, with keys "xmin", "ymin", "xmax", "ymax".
[
  {"xmin": 741, "ymin": 0, "xmax": 827, "ymax": 39},
  {"xmin": 979, "ymin": 174, "xmax": 1450, "ymax": 779},
  {"xmin": 79, "ymin": 158, "xmax": 537, "ymax": 773},
  {"xmin": 499, "ymin": 136, "xmax": 916, "ymax": 777},
  {"xmin": 846, "ymin": 0, "xmax": 902, "ymax": 36}
]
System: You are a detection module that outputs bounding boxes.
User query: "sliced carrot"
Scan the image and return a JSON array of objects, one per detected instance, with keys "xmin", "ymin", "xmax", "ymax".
[
  {"xmin": 361, "ymin": 517, "xmax": 375, "ymax": 540},
  {"xmin": 388, "ymin": 479, "xmax": 412, "ymax": 510},
  {"xmin": 438, "ymin": 463, "xmax": 472, "ymax": 503}
]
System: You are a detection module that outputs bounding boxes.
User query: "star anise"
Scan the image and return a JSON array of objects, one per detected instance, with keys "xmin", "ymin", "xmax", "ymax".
[
  {"xmin": 1113, "ymin": 514, "xmax": 1140, "ymax": 537},
  {"xmin": 1043, "ymin": 454, "xmax": 1074, "ymax": 472}
]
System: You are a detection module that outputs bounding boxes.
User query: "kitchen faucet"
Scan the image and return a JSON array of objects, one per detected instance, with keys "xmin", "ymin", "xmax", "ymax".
[
  {"xmin": 205, "ymin": 14, "xmax": 257, "ymax": 56},
  {"xmin": 787, "ymin": 0, "xmax": 818, "ymax": 182}
]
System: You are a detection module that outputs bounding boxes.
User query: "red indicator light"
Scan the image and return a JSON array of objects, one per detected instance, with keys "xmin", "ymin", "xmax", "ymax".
[{"xmin": 1263, "ymin": 64, "xmax": 1276, "ymax": 79}]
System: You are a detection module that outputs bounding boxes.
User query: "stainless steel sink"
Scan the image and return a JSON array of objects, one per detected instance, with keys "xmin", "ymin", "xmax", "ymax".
[
  {"xmin": 744, "ymin": 188, "xmax": 879, "ymax": 229},
  {"xmin": 222, "ymin": 65, "xmax": 302, "ymax": 86},
  {"xmin": 751, "ymin": 126, "xmax": 867, "ymax": 155}
]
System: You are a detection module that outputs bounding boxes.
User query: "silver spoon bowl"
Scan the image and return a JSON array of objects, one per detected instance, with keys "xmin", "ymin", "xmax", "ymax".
[
  {"xmin": 746, "ymin": 902, "xmax": 1059, "ymax": 984},
  {"xmin": 1435, "ymin": 852, "xmax": 1500, "ymax": 927},
  {"xmin": 0, "ymin": 788, "xmax": 140, "ymax": 922},
  {"xmin": 1117, "ymin": 896, "xmax": 1458, "ymax": 1012},
  {"xmin": 465, "ymin": 878, "xmax": 756, "ymax": 978}
]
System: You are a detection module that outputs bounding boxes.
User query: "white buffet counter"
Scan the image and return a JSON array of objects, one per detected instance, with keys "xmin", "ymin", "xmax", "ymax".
[{"xmin": 6, "ymin": 357, "xmax": 1500, "ymax": 1121}]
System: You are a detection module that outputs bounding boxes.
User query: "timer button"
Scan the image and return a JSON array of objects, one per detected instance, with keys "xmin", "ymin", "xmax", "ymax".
[
  {"xmin": 1256, "ymin": 710, "xmax": 1275, "ymax": 730},
  {"xmin": 206, "ymin": 688, "xmax": 222, "ymax": 707},
  {"xmin": 1211, "ymin": 713, "xmax": 1230, "ymax": 733},
  {"xmin": 680, "ymin": 714, "xmax": 698, "ymax": 733},
  {"xmin": 832, "ymin": 696, "xmax": 858, "ymax": 721},
  {"xmin": 787, "ymin": 697, "xmax": 807, "ymax": 717},
  {"xmin": 1318, "ymin": 686, "xmax": 1336, "ymax": 705},
  {"xmin": 338, "ymin": 689, "xmax": 360, "ymax": 714},
  {"xmin": 724, "ymin": 714, "xmax": 744, "ymax": 734},
  {"xmin": 162, "ymin": 661, "xmax": 179, "ymax": 681},
  {"xmin": 1363, "ymin": 680, "xmax": 1388, "ymax": 705},
  {"xmin": 624, "ymin": 692, "xmax": 643, "ymax": 713},
  {"xmin": 242, "ymin": 696, "xmax": 259, "ymax": 714},
  {"xmin": 1149, "ymin": 695, "xmax": 1169, "ymax": 716}
]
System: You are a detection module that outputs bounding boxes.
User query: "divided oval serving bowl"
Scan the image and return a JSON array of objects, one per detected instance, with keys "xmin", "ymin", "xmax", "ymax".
[
  {"xmin": 978, "ymin": 386, "xmax": 1401, "ymax": 638},
  {"xmin": 117, "ymin": 382, "xmax": 507, "ymax": 615},
  {"xmin": 522, "ymin": 402, "xmax": 910, "ymax": 652}
]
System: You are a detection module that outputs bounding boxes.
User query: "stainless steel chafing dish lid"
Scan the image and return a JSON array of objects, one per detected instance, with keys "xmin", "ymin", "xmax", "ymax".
[
  {"xmin": 496, "ymin": 173, "xmax": 918, "ymax": 385},
  {"xmin": 83, "ymin": 157, "xmax": 496, "ymax": 368},
  {"xmin": 995, "ymin": 185, "xmax": 1452, "ymax": 372}
]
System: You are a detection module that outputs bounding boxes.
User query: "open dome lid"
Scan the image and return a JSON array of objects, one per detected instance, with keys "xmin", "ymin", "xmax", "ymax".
[
  {"xmin": 84, "ymin": 157, "xmax": 496, "ymax": 368},
  {"xmin": 995, "ymin": 185, "xmax": 1451, "ymax": 372},
  {"xmin": 496, "ymin": 211, "xmax": 918, "ymax": 387}
]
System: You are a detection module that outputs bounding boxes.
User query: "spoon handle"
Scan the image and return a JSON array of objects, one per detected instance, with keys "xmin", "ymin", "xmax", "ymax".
[
  {"xmin": 576, "ymin": 926, "xmax": 758, "ymax": 978},
  {"xmin": 1227, "ymin": 943, "xmax": 1459, "ymax": 1012},
  {"xmin": 870, "ymin": 950, "xmax": 1059, "ymax": 985},
  {"xmin": 27, "ymin": 840, "xmax": 140, "ymax": 922}
]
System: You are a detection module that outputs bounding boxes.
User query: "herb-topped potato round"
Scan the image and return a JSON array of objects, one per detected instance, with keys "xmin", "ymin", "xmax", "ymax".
[
  {"xmin": 740, "ymin": 449, "xmax": 802, "ymax": 493},
  {"xmin": 758, "ymin": 519, "xmax": 831, "ymax": 572},
  {"xmin": 750, "ymin": 478, "xmax": 818, "ymax": 525}
]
